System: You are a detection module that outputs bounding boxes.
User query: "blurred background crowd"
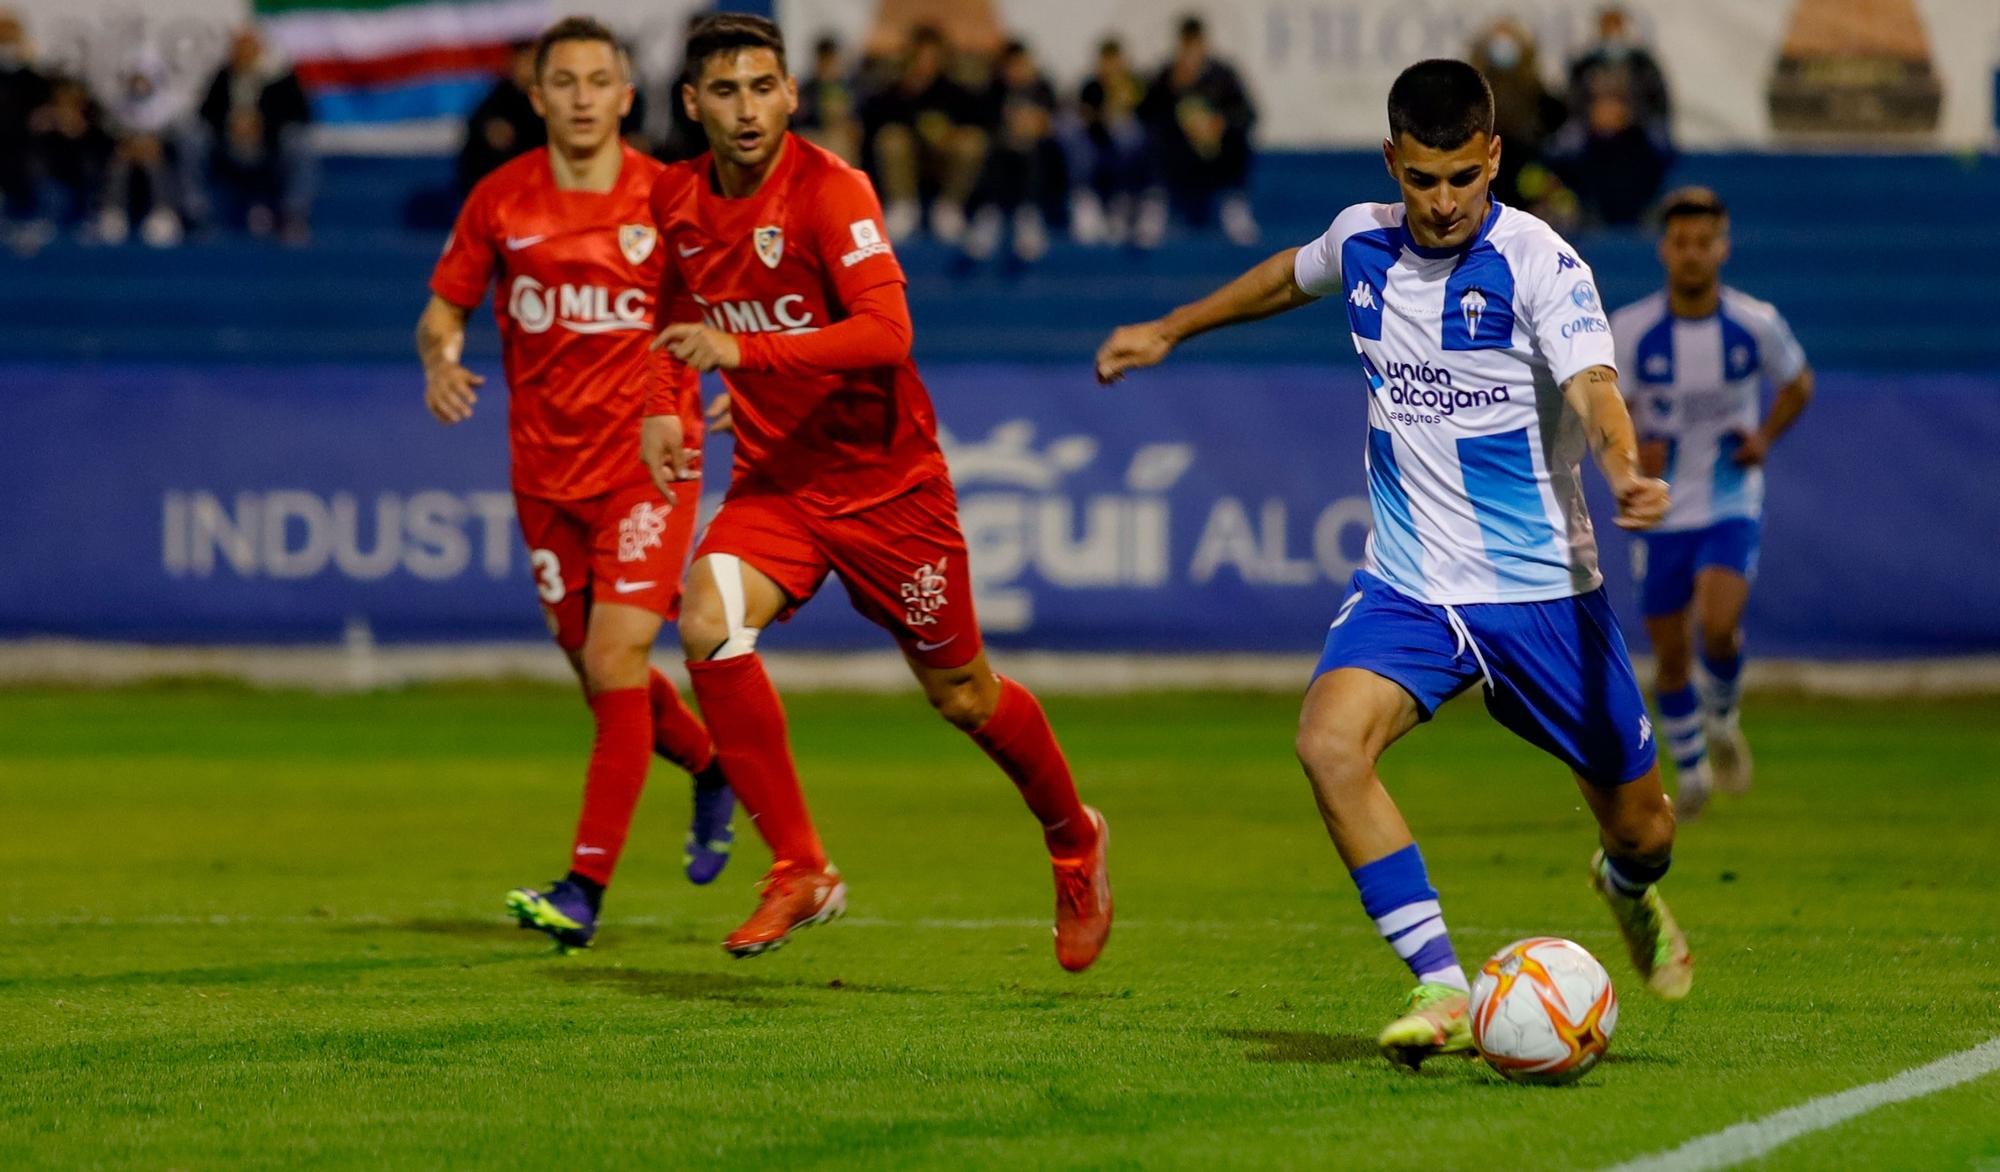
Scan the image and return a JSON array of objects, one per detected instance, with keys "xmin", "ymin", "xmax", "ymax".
[{"xmin": 0, "ymin": 3, "xmax": 1679, "ymax": 263}]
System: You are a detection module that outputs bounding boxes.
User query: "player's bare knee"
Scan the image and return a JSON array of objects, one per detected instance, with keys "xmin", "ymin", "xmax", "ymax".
[
  {"xmin": 676, "ymin": 598, "xmax": 730, "ymax": 661},
  {"xmin": 1609, "ymin": 797, "xmax": 1676, "ymax": 861},
  {"xmin": 580, "ymin": 638, "xmax": 647, "ymax": 693},
  {"xmin": 1295, "ymin": 721, "xmax": 1371, "ymax": 793},
  {"xmin": 926, "ymin": 674, "xmax": 991, "ymax": 731}
]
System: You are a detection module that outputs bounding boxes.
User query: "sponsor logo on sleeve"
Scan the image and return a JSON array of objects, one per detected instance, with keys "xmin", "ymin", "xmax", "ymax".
[
  {"xmin": 842, "ymin": 218, "xmax": 892, "ymax": 267},
  {"xmin": 1570, "ymin": 281, "xmax": 1600, "ymax": 311}
]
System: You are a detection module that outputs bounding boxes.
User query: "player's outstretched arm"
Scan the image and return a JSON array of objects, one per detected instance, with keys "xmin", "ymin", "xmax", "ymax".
[
  {"xmin": 1735, "ymin": 366, "xmax": 1814, "ymax": 467},
  {"xmin": 1095, "ymin": 247, "xmax": 1318, "ymax": 384},
  {"xmin": 415, "ymin": 295, "xmax": 483, "ymax": 425},
  {"xmin": 1564, "ymin": 365, "xmax": 1670, "ymax": 530}
]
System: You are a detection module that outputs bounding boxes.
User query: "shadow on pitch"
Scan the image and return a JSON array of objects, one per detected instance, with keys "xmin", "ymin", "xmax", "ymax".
[
  {"xmin": 546, "ymin": 966, "xmax": 943, "ymax": 1005},
  {"xmin": 1219, "ymin": 1028, "xmax": 1380, "ymax": 1065}
]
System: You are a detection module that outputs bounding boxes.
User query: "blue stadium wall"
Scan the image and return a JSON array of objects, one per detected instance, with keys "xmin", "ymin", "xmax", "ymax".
[{"xmin": 3, "ymin": 152, "xmax": 1996, "ymax": 657}]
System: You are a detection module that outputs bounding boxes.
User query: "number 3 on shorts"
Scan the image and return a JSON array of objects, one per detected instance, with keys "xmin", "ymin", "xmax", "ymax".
[{"xmin": 530, "ymin": 548, "xmax": 565, "ymax": 603}]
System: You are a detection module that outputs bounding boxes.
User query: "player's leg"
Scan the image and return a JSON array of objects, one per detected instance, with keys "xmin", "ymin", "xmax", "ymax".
[
  {"xmin": 680, "ymin": 501, "xmax": 845, "ymax": 957},
  {"xmin": 503, "ymin": 497, "xmax": 608, "ymax": 951},
  {"xmin": 1638, "ymin": 531, "xmax": 1711, "ymax": 819},
  {"xmin": 1692, "ymin": 519, "xmax": 1760, "ymax": 793},
  {"xmin": 1301, "ymin": 575, "xmax": 1482, "ymax": 1067},
  {"xmin": 906, "ymin": 648, "xmax": 1110, "ymax": 972},
  {"xmin": 594, "ymin": 479, "xmax": 733, "ymax": 884},
  {"xmin": 1468, "ymin": 589, "xmax": 1694, "ymax": 1000}
]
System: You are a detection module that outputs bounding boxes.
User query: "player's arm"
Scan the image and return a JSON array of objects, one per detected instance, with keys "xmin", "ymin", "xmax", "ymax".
[
  {"xmin": 415, "ymin": 295, "xmax": 484, "ymax": 425},
  {"xmin": 1735, "ymin": 365, "xmax": 1814, "ymax": 467},
  {"xmin": 1094, "ymin": 247, "xmax": 1317, "ymax": 384},
  {"xmin": 640, "ymin": 252, "xmax": 704, "ymax": 500},
  {"xmin": 1564, "ymin": 365, "xmax": 1669, "ymax": 530}
]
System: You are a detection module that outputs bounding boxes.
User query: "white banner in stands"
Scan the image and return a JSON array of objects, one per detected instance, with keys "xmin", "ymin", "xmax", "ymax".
[{"xmin": 781, "ymin": 0, "xmax": 1998, "ymax": 149}]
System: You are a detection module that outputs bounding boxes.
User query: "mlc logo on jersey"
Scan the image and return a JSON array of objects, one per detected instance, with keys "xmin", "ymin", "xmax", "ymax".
[
  {"xmin": 754, "ymin": 225, "xmax": 784, "ymax": 268},
  {"xmin": 508, "ymin": 276, "xmax": 648, "ymax": 335},
  {"xmin": 619, "ymin": 223, "xmax": 656, "ymax": 265}
]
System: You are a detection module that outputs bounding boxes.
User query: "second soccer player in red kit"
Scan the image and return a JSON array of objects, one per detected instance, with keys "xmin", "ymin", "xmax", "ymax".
[
  {"xmin": 641, "ymin": 14, "xmax": 1113, "ymax": 971},
  {"xmin": 416, "ymin": 17, "xmax": 734, "ymax": 952}
]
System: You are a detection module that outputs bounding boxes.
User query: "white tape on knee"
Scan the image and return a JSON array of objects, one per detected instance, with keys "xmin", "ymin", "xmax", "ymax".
[{"xmin": 707, "ymin": 553, "xmax": 761, "ymax": 659}]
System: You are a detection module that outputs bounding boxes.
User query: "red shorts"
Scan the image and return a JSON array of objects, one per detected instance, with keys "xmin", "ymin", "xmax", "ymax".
[
  {"xmin": 515, "ymin": 477, "xmax": 701, "ymax": 651},
  {"xmin": 696, "ymin": 475, "xmax": 983, "ymax": 669}
]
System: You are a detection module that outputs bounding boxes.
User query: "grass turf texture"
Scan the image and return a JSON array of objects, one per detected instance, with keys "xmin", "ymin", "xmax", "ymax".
[{"xmin": 2, "ymin": 685, "xmax": 1997, "ymax": 1170}]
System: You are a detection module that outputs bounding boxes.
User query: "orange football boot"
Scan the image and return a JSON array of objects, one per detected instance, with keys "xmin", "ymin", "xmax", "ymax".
[
  {"xmin": 1051, "ymin": 807, "xmax": 1112, "ymax": 972},
  {"xmin": 724, "ymin": 863, "xmax": 846, "ymax": 958}
]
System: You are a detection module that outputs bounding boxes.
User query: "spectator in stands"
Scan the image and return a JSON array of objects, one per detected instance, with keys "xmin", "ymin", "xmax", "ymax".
[
  {"xmin": 0, "ymin": 7, "xmax": 54, "ymax": 253},
  {"xmin": 98, "ymin": 44, "xmax": 188, "ymax": 247},
  {"xmin": 1137, "ymin": 15, "xmax": 1257, "ymax": 249},
  {"xmin": 860, "ymin": 23, "xmax": 985, "ymax": 242},
  {"xmin": 961, "ymin": 38, "xmax": 1062, "ymax": 265},
  {"xmin": 796, "ymin": 35, "xmax": 861, "ymax": 165},
  {"xmin": 31, "ymin": 76, "xmax": 111, "ymax": 238},
  {"xmin": 1567, "ymin": 6, "xmax": 1671, "ymax": 138},
  {"xmin": 650, "ymin": 13, "xmax": 711, "ymax": 163},
  {"xmin": 1069, "ymin": 37, "xmax": 1150, "ymax": 246},
  {"xmin": 192, "ymin": 27, "xmax": 315, "ymax": 244},
  {"xmin": 457, "ymin": 41, "xmax": 541, "ymax": 193},
  {"xmin": 1469, "ymin": 17, "xmax": 1569, "ymax": 213}
]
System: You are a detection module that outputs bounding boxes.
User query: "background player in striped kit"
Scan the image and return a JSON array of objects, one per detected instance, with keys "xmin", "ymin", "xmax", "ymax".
[{"xmin": 1611, "ymin": 188, "xmax": 1814, "ymax": 819}]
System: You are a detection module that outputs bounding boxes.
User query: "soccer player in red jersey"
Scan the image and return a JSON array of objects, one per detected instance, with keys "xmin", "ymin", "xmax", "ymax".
[
  {"xmin": 415, "ymin": 17, "xmax": 732, "ymax": 951},
  {"xmin": 639, "ymin": 14, "xmax": 1112, "ymax": 971}
]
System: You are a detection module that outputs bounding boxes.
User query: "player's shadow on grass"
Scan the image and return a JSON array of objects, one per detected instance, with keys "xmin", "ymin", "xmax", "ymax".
[
  {"xmin": 1218, "ymin": 1028, "xmax": 1380, "ymax": 1065},
  {"xmin": 547, "ymin": 966, "xmax": 943, "ymax": 1006}
]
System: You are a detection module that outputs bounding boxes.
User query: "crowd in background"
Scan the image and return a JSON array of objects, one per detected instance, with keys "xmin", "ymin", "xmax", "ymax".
[
  {"xmin": 0, "ymin": 8, "xmax": 315, "ymax": 252},
  {"xmin": 0, "ymin": 3, "xmax": 1676, "ymax": 261}
]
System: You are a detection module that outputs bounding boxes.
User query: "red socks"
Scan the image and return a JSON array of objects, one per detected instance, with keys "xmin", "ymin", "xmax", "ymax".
[
  {"xmin": 568, "ymin": 687, "xmax": 653, "ymax": 885},
  {"xmin": 971, "ymin": 676, "xmax": 1094, "ymax": 856},
  {"xmin": 648, "ymin": 668, "xmax": 715, "ymax": 775},
  {"xmin": 686, "ymin": 655, "xmax": 827, "ymax": 871}
]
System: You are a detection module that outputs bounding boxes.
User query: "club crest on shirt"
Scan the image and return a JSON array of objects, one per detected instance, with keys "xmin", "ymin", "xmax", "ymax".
[
  {"xmin": 619, "ymin": 223, "xmax": 657, "ymax": 265},
  {"xmin": 754, "ymin": 225, "xmax": 784, "ymax": 269}
]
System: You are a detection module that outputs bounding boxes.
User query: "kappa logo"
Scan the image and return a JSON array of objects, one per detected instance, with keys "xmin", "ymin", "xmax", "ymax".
[
  {"xmin": 899, "ymin": 557, "xmax": 951, "ymax": 629},
  {"xmin": 616, "ymin": 500, "xmax": 670, "ymax": 563},
  {"xmin": 618, "ymin": 223, "xmax": 657, "ymax": 265},
  {"xmin": 1348, "ymin": 280, "xmax": 1378, "ymax": 310},
  {"xmin": 1557, "ymin": 252, "xmax": 1580, "ymax": 271},
  {"xmin": 1460, "ymin": 287, "xmax": 1488, "ymax": 335},
  {"xmin": 1637, "ymin": 714, "xmax": 1654, "ymax": 749},
  {"xmin": 1644, "ymin": 353, "xmax": 1672, "ymax": 378},
  {"xmin": 754, "ymin": 225, "xmax": 784, "ymax": 268}
]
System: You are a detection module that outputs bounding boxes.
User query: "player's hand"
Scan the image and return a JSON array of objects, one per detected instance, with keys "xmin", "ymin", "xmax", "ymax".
[
  {"xmin": 423, "ymin": 362, "xmax": 484, "ymax": 425},
  {"xmin": 1612, "ymin": 474, "xmax": 1671, "ymax": 530},
  {"xmin": 1731, "ymin": 429, "xmax": 1770, "ymax": 467},
  {"xmin": 641, "ymin": 413, "xmax": 692, "ymax": 502},
  {"xmin": 705, "ymin": 390, "xmax": 735, "ymax": 435},
  {"xmin": 1095, "ymin": 320, "xmax": 1176, "ymax": 385},
  {"xmin": 653, "ymin": 323, "xmax": 741, "ymax": 373}
]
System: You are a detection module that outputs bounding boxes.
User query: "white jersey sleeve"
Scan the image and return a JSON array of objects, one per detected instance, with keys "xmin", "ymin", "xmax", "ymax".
[
  {"xmin": 1751, "ymin": 299, "xmax": 1808, "ymax": 386},
  {"xmin": 1513, "ymin": 223, "xmax": 1618, "ymax": 387},
  {"xmin": 1293, "ymin": 204, "xmax": 1397, "ymax": 299}
]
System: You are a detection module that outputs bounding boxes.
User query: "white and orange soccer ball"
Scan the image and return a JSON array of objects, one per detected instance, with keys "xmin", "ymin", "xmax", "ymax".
[{"xmin": 1470, "ymin": 937, "xmax": 1619, "ymax": 1085}]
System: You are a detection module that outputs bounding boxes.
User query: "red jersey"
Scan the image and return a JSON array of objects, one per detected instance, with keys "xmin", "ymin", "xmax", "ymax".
[
  {"xmin": 431, "ymin": 145, "xmax": 702, "ymax": 502},
  {"xmin": 645, "ymin": 135, "xmax": 947, "ymax": 516}
]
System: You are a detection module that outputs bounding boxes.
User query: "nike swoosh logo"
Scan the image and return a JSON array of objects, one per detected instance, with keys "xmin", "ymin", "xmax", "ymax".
[
  {"xmin": 574, "ymin": 846, "xmax": 607, "ymax": 856},
  {"xmin": 613, "ymin": 580, "xmax": 656, "ymax": 594},
  {"xmin": 914, "ymin": 634, "xmax": 958, "ymax": 652},
  {"xmin": 678, "ymin": 243, "xmax": 704, "ymax": 257},
  {"xmin": 506, "ymin": 235, "xmax": 546, "ymax": 251}
]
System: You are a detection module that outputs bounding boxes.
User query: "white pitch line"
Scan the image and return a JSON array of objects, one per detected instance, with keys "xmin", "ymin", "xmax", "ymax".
[{"xmin": 1605, "ymin": 1037, "xmax": 2000, "ymax": 1172}]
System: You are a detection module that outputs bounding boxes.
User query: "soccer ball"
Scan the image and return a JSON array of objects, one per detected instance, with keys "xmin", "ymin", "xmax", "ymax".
[{"xmin": 1470, "ymin": 937, "xmax": 1618, "ymax": 1085}]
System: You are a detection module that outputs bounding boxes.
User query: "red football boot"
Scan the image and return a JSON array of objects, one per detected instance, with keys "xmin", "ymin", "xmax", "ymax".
[
  {"xmin": 724, "ymin": 863, "xmax": 847, "ymax": 958},
  {"xmin": 1051, "ymin": 807, "xmax": 1112, "ymax": 972}
]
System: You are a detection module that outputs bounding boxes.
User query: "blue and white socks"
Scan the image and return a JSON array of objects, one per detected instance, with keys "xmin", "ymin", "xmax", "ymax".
[
  {"xmin": 1700, "ymin": 651, "xmax": 1745, "ymax": 727},
  {"xmin": 1658, "ymin": 685, "xmax": 1706, "ymax": 775},
  {"xmin": 1352, "ymin": 843, "xmax": 1469, "ymax": 992}
]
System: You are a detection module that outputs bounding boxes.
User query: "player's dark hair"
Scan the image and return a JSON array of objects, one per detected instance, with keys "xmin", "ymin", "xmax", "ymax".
[
  {"xmin": 1386, "ymin": 59, "xmax": 1495, "ymax": 150},
  {"xmin": 1660, "ymin": 186, "xmax": 1728, "ymax": 226},
  {"xmin": 684, "ymin": 12, "xmax": 787, "ymax": 84},
  {"xmin": 531, "ymin": 16, "xmax": 627, "ymax": 81}
]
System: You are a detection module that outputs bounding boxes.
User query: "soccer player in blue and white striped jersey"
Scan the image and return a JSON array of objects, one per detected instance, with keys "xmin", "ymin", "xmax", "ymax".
[
  {"xmin": 1610, "ymin": 188, "xmax": 1814, "ymax": 820},
  {"xmin": 1096, "ymin": 59, "xmax": 1693, "ymax": 1069}
]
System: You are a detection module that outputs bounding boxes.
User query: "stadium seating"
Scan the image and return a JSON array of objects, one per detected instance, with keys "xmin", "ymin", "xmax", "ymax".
[{"xmin": 3, "ymin": 150, "xmax": 1996, "ymax": 370}]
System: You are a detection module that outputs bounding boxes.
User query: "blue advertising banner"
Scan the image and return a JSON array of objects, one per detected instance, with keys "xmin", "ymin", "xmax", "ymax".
[{"xmin": 1, "ymin": 361, "xmax": 1990, "ymax": 657}]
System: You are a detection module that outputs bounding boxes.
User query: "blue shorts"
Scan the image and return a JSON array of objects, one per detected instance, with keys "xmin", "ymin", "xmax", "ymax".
[
  {"xmin": 1636, "ymin": 518, "xmax": 1761, "ymax": 617},
  {"xmin": 1313, "ymin": 572, "xmax": 1657, "ymax": 787}
]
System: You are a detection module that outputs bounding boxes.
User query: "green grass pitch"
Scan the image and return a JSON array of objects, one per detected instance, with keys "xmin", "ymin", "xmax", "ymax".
[{"xmin": 3, "ymin": 684, "xmax": 1997, "ymax": 1169}]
